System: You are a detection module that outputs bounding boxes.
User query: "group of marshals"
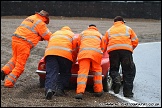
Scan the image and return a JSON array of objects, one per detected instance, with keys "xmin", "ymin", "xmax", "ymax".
[{"xmin": 1, "ymin": 10, "xmax": 138, "ymax": 100}]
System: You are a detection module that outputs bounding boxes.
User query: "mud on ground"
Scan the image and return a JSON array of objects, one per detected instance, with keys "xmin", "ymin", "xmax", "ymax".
[{"xmin": 1, "ymin": 16, "xmax": 161, "ymax": 107}]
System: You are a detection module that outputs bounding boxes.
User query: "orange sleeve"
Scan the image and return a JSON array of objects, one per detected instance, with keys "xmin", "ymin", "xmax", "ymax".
[
  {"xmin": 72, "ymin": 34, "xmax": 79, "ymax": 63},
  {"xmin": 103, "ymin": 31, "xmax": 109, "ymax": 51},
  {"xmin": 37, "ymin": 23, "xmax": 52, "ymax": 41},
  {"xmin": 130, "ymin": 29, "xmax": 139, "ymax": 49},
  {"xmin": 101, "ymin": 35, "xmax": 107, "ymax": 53}
]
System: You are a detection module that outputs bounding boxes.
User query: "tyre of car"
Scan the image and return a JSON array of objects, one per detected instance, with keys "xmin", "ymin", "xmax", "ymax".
[
  {"xmin": 102, "ymin": 72, "xmax": 112, "ymax": 92},
  {"xmin": 39, "ymin": 77, "xmax": 45, "ymax": 88}
]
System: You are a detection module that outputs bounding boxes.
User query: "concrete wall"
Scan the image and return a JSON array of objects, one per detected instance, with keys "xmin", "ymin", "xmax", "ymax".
[{"xmin": 1, "ymin": 1, "xmax": 161, "ymax": 20}]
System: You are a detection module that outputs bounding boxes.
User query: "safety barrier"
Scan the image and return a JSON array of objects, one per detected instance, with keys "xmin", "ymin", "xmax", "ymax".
[{"xmin": 1, "ymin": 1, "xmax": 161, "ymax": 20}]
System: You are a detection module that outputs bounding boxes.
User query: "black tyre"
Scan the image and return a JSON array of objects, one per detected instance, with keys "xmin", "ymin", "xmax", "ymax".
[
  {"xmin": 39, "ymin": 77, "xmax": 45, "ymax": 88},
  {"xmin": 102, "ymin": 72, "xmax": 112, "ymax": 92}
]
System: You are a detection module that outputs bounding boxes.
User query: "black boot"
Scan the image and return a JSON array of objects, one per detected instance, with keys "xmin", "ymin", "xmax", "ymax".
[
  {"xmin": 112, "ymin": 76, "xmax": 121, "ymax": 94},
  {"xmin": 112, "ymin": 83, "xmax": 121, "ymax": 94},
  {"xmin": 123, "ymin": 90, "xmax": 134, "ymax": 98},
  {"xmin": 45, "ymin": 89, "xmax": 53, "ymax": 100},
  {"xmin": 75, "ymin": 93, "xmax": 83, "ymax": 99},
  {"xmin": 123, "ymin": 85, "xmax": 134, "ymax": 98},
  {"xmin": 94, "ymin": 90, "xmax": 104, "ymax": 97},
  {"xmin": 1, "ymin": 70, "xmax": 6, "ymax": 81}
]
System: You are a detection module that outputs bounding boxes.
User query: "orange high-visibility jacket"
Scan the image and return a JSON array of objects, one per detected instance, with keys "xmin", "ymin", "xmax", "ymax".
[
  {"xmin": 13, "ymin": 13, "xmax": 52, "ymax": 49},
  {"xmin": 44, "ymin": 27, "xmax": 78, "ymax": 62},
  {"xmin": 104, "ymin": 21, "xmax": 139, "ymax": 53},
  {"xmin": 77, "ymin": 26, "xmax": 106, "ymax": 64}
]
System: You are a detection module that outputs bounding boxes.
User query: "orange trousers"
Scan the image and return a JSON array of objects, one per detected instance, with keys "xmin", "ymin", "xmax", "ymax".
[
  {"xmin": 76, "ymin": 58, "xmax": 103, "ymax": 94},
  {"xmin": 1, "ymin": 38, "xmax": 30, "ymax": 87}
]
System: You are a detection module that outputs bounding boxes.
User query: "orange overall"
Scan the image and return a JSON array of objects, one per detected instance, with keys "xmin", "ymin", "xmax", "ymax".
[
  {"xmin": 1, "ymin": 13, "xmax": 52, "ymax": 87},
  {"xmin": 76, "ymin": 26, "xmax": 106, "ymax": 94}
]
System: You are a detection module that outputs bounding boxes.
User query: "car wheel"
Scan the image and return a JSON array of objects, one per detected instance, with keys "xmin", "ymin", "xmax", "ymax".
[
  {"xmin": 39, "ymin": 77, "xmax": 45, "ymax": 88},
  {"xmin": 103, "ymin": 72, "xmax": 112, "ymax": 92}
]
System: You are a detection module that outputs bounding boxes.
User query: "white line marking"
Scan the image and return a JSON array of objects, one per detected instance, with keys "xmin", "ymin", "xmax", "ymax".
[
  {"xmin": 109, "ymin": 91, "xmax": 138, "ymax": 103},
  {"xmin": 108, "ymin": 91, "xmax": 147, "ymax": 107}
]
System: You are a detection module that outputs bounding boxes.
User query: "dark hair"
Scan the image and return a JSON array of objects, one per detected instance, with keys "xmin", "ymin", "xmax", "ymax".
[
  {"xmin": 89, "ymin": 24, "xmax": 96, "ymax": 27},
  {"xmin": 114, "ymin": 16, "xmax": 126, "ymax": 23}
]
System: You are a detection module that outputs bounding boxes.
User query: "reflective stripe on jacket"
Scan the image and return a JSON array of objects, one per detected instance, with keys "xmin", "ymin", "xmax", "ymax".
[
  {"xmin": 77, "ymin": 26, "xmax": 105, "ymax": 64},
  {"xmin": 44, "ymin": 29, "xmax": 77, "ymax": 62},
  {"xmin": 104, "ymin": 21, "xmax": 139, "ymax": 53},
  {"xmin": 13, "ymin": 14, "xmax": 52, "ymax": 48}
]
